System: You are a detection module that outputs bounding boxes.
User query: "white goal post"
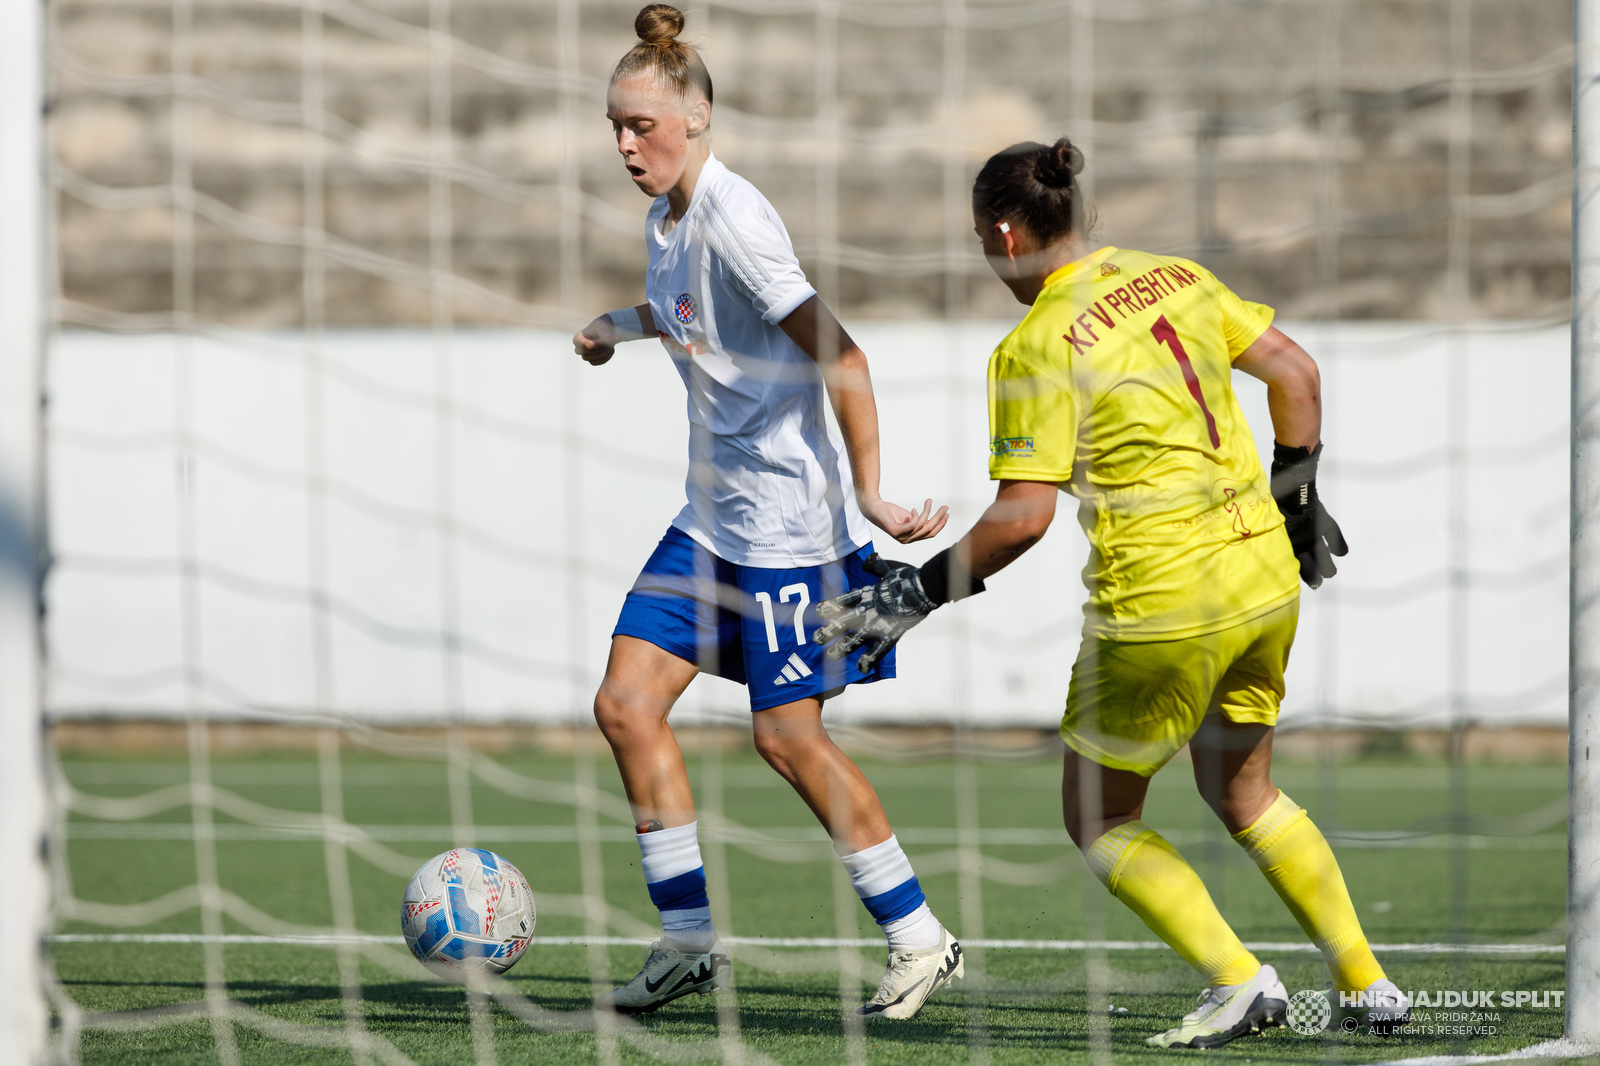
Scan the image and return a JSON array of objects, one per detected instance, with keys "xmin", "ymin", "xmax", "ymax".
[
  {"xmin": 1575, "ymin": 0, "xmax": 1600, "ymax": 1045},
  {"xmin": 0, "ymin": 0, "xmax": 48, "ymax": 1056}
]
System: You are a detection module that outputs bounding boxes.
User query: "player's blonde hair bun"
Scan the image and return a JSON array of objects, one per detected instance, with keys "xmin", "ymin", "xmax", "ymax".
[
  {"xmin": 612, "ymin": 4, "xmax": 714, "ymax": 104},
  {"xmin": 635, "ymin": 4, "xmax": 686, "ymax": 47},
  {"xmin": 1035, "ymin": 138, "xmax": 1086, "ymax": 189}
]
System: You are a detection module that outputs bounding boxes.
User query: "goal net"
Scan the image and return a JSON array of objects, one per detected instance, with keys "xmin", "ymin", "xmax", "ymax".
[{"xmin": 30, "ymin": 0, "xmax": 1576, "ymax": 1061}]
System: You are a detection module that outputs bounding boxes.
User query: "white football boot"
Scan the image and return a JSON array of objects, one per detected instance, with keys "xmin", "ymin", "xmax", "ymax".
[
  {"xmin": 1147, "ymin": 963, "xmax": 1288, "ymax": 1049},
  {"xmin": 856, "ymin": 926, "xmax": 964, "ymax": 1020},
  {"xmin": 1352, "ymin": 978, "xmax": 1411, "ymax": 1036},
  {"xmin": 598, "ymin": 940, "xmax": 730, "ymax": 1014}
]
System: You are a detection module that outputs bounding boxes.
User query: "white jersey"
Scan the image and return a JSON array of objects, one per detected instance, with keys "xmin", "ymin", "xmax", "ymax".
[{"xmin": 645, "ymin": 155, "xmax": 873, "ymax": 568}]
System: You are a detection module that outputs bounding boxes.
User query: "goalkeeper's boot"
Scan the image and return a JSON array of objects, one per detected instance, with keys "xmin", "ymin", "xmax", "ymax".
[
  {"xmin": 857, "ymin": 926, "xmax": 964, "ymax": 1020},
  {"xmin": 1348, "ymin": 979, "xmax": 1411, "ymax": 1036},
  {"xmin": 1147, "ymin": 963, "xmax": 1288, "ymax": 1049},
  {"xmin": 598, "ymin": 939, "xmax": 730, "ymax": 1014}
]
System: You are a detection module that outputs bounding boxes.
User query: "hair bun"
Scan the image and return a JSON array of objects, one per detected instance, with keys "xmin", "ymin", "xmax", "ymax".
[
  {"xmin": 1035, "ymin": 138, "xmax": 1084, "ymax": 189},
  {"xmin": 635, "ymin": 4, "xmax": 686, "ymax": 46}
]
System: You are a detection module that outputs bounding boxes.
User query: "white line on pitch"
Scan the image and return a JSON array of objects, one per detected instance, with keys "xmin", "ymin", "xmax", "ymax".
[
  {"xmin": 1353, "ymin": 1038, "xmax": 1600, "ymax": 1066},
  {"xmin": 58, "ymin": 823, "xmax": 1567, "ymax": 849},
  {"xmin": 46, "ymin": 933, "xmax": 1566, "ymax": 954}
]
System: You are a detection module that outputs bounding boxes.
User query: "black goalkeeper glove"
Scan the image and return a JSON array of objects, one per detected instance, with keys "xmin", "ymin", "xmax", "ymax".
[
  {"xmin": 1270, "ymin": 441, "xmax": 1348, "ymax": 589},
  {"xmin": 812, "ymin": 549, "xmax": 985, "ymax": 674}
]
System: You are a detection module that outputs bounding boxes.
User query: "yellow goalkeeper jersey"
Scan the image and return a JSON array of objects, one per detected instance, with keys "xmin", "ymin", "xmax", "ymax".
[{"xmin": 987, "ymin": 246, "xmax": 1300, "ymax": 642}]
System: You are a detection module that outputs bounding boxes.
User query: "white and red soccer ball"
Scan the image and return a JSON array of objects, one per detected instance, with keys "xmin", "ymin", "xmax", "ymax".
[{"xmin": 402, "ymin": 848, "xmax": 536, "ymax": 978}]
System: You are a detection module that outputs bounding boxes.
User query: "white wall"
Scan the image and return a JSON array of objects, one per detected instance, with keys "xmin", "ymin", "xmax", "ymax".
[{"xmin": 45, "ymin": 321, "xmax": 1569, "ymax": 729}]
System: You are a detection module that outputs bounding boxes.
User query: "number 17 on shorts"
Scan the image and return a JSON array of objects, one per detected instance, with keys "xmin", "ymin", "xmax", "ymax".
[{"xmin": 741, "ymin": 545, "xmax": 895, "ymax": 712}]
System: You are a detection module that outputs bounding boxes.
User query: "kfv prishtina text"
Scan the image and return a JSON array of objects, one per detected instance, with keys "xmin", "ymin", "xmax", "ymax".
[{"xmin": 1340, "ymin": 990, "xmax": 1564, "ymax": 1008}]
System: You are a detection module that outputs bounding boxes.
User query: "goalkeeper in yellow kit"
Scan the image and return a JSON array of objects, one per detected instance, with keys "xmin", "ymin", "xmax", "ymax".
[{"xmin": 814, "ymin": 137, "xmax": 1410, "ymax": 1048}]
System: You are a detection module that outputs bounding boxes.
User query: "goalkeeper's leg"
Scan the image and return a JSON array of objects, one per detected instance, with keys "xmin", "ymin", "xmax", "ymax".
[
  {"xmin": 1065, "ymin": 751, "xmax": 1288, "ymax": 1049},
  {"xmin": 1063, "ymin": 753, "xmax": 1262, "ymax": 987},
  {"xmin": 1191, "ymin": 716, "xmax": 1390, "ymax": 1000}
]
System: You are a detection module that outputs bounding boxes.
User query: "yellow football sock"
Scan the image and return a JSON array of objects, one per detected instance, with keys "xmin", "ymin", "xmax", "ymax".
[
  {"xmin": 1232, "ymin": 790, "xmax": 1385, "ymax": 994},
  {"xmin": 1087, "ymin": 821, "xmax": 1259, "ymax": 987}
]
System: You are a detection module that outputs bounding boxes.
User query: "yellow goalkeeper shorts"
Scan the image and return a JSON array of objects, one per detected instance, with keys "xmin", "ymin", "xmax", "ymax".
[{"xmin": 1060, "ymin": 598, "xmax": 1299, "ymax": 777}]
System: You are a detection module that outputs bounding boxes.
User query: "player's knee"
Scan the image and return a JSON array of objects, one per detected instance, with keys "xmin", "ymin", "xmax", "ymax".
[
  {"xmin": 591, "ymin": 691, "xmax": 622, "ymax": 738},
  {"xmin": 592, "ymin": 687, "xmax": 654, "ymax": 744},
  {"xmin": 754, "ymin": 728, "xmax": 818, "ymax": 784},
  {"xmin": 1210, "ymin": 782, "xmax": 1275, "ymax": 835},
  {"xmin": 751, "ymin": 729, "xmax": 794, "ymax": 774}
]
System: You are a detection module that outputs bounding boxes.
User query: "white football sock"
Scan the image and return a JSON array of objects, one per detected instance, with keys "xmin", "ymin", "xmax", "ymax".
[{"xmin": 881, "ymin": 902, "xmax": 943, "ymax": 952}]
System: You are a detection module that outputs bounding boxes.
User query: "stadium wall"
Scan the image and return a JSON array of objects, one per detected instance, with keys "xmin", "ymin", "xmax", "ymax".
[{"xmin": 46, "ymin": 320, "xmax": 1568, "ymax": 729}]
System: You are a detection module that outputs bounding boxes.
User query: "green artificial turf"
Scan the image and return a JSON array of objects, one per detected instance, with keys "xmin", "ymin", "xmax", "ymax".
[{"xmin": 50, "ymin": 745, "xmax": 1577, "ymax": 1064}]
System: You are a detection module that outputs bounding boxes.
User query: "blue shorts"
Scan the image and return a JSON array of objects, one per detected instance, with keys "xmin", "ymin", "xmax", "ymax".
[{"xmin": 613, "ymin": 527, "xmax": 895, "ymax": 712}]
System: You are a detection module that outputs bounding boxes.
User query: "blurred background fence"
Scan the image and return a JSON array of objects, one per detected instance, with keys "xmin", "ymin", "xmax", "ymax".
[{"xmin": 43, "ymin": 0, "xmax": 1577, "ymax": 729}]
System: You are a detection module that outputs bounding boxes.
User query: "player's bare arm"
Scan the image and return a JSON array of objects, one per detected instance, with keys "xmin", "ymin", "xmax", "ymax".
[
  {"xmin": 1232, "ymin": 326, "xmax": 1320, "ymax": 449},
  {"xmin": 778, "ymin": 294, "xmax": 949, "ymax": 545},
  {"xmin": 1234, "ymin": 325, "xmax": 1348, "ymax": 588},
  {"xmin": 946, "ymin": 479, "xmax": 1060, "ymax": 582}
]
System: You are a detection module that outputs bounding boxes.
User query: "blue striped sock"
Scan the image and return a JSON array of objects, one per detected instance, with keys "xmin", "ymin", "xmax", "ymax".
[
  {"xmin": 839, "ymin": 835, "xmax": 942, "ymax": 950},
  {"xmin": 638, "ymin": 821, "xmax": 715, "ymax": 948}
]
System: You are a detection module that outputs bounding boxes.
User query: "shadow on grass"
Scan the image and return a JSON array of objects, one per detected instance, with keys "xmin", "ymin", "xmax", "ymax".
[{"xmin": 56, "ymin": 977, "xmax": 1559, "ymax": 1062}]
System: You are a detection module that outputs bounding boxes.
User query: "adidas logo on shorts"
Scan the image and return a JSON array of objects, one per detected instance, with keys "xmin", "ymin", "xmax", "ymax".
[{"xmin": 772, "ymin": 653, "xmax": 812, "ymax": 686}]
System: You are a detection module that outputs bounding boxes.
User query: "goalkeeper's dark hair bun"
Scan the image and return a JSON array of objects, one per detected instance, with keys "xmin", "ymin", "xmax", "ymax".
[
  {"xmin": 1034, "ymin": 139, "xmax": 1085, "ymax": 188},
  {"xmin": 972, "ymin": 136, "xmax": 1093, "ymax": 244},
  {"xmin": 612, "ymin": 5, "xmax": 714, "ymax": 105}
]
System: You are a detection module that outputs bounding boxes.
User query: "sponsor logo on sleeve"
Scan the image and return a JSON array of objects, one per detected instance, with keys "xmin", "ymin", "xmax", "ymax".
[{"xmin": 991, "ymin": 437, "xmax": 1035, "ymax": 458}]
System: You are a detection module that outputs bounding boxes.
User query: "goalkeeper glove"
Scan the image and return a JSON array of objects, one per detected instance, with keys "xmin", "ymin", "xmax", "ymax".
[
  {"xmin": 1270, "ymin": 441, "xmax": 1348, "ymax": 589},
  {"xmin": 812, "ymin": 549, "xmax": 985, "ymax": 674}
]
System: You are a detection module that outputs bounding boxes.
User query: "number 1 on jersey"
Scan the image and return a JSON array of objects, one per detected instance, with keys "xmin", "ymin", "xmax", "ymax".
[{"xmin": 1150, "ymin": 314, "xmax": 1221, "ymax": 448}]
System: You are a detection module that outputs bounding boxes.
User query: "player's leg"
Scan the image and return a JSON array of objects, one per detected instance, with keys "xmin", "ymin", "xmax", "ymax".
[
  {"xmin": 749, "ymin": 695, "xmax": 962, "ymax": 1018},
  {"xmin": 1062, "ymin": 750, "xmax": 1261, "ymax": 988},
  {"xmin": 738, "ymin": 537, "xmax": 961, "ymax": 1018},
  {"xmin": 750, "ymin": 695, "xmax": 890, "ymax": 851},
  {"xmin": 597, "ymin": 529, "xmax": 741, "ymax": 1012},
  {"xmin": 1062, "ymin": 633, "xmax": 1285, "ymax": 1049},
  {"xmin": 594, "ymin": 635, "xmax": 699, "ymax": 829},
  {"xmin": 1197, "ymin": 633, "xmax": 1408, "ymax": 1032},
  {"xmin": 594, "ymin": 638, "xmax": 727, "ymax": 1012}
]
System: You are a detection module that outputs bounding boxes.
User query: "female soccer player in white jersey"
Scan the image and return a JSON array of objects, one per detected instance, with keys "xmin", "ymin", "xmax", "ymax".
[
  {"xmin": 570, "ymin": 5, "xmax": 963, "ymax": 1017},
  {"xmin": 815, "ymin": 138, "xmax": 1411, "ymax": 1047}
]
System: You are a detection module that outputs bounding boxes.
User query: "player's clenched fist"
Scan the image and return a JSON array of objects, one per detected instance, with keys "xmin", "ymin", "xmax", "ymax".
[{"xmin": 573, "ymin": 316, "xmax": 619, "ymax": 366}]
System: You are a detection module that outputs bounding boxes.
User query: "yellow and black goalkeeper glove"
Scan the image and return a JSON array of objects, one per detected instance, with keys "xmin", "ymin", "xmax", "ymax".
[
  {"xmin": 812, "ymin": 549, "xmax": 985, "ymax": 674},
  {"xmin": 1270, "ymin": 442, "xmax": 1348, "ymax": 589}
]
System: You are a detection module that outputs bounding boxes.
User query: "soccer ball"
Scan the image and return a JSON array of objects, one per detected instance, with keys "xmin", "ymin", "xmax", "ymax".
[{"xmin": 402, "ymin": 848, "xmax": 536, "ymax": 979}]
